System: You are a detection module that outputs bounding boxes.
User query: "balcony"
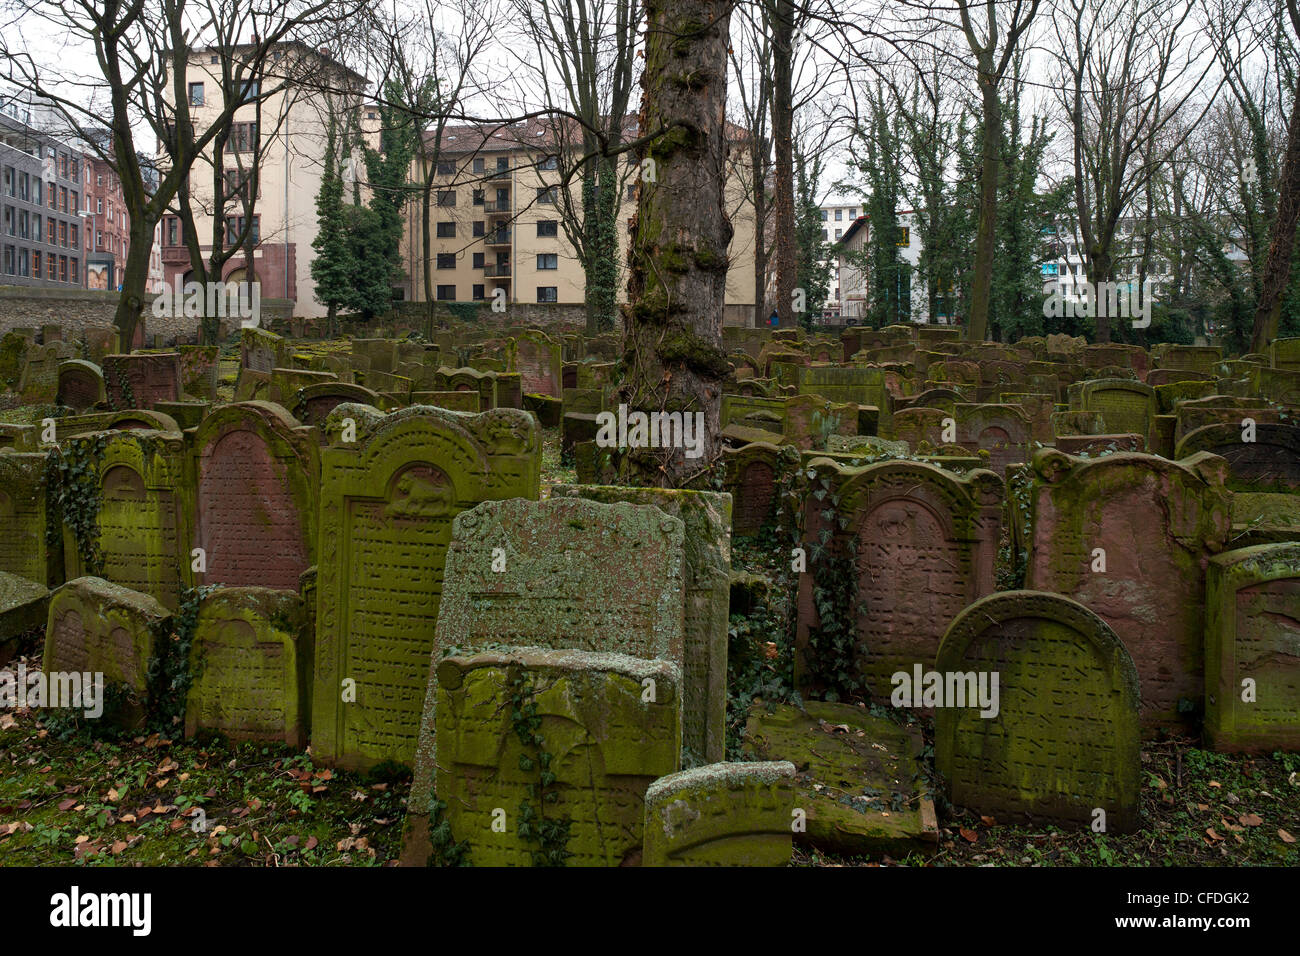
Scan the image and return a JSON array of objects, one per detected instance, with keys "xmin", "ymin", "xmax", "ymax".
[
  {"xmin": 483, "ymin": 264, "xmax": 511, "ymax": 278},
  {"xmin": 484, "ymin": 230, "xmax": 511, "ymax": 248},
  {"xmin": 485, "ymin": 167, "xmax": 511, "ymax": 186},
  {"xmin": 484, "ymin": 200, "xmax": 511, "ymax": 215}
]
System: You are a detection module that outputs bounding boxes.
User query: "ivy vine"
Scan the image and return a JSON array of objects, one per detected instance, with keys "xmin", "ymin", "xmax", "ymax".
[
  {"xmin": 46, "ymin": 434, "xmax": 108, "ymax": 577},
  {"xmin": 508, "ymin": 668, "xmax": 573, "ymax": 867},
  {"xmin": 426, "ymin": 795, "xmax": 471, "ymax": 867},
  {"xmin": 146, "ymin": 584, "xmax": 220, "ymax": 733}
]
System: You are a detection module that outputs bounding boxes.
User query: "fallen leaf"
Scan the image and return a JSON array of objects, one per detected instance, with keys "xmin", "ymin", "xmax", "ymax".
[
  {"xmin": 1279, "ymin": 829, "xmax": 1295, "ymax": 844},
  {"xmin": 959, "ymin": 827, "xmax": 978, "ymax": 843},
  {"xmin": 1239, "ymin": 813, "xmax": 1263, "ymax": 827},
  {"xmin": 979, "ymin": 815, "xmax": 997, "ymax": 827},
  {"xmin": 57, "ymin": 799, "xmax": 76, "ymax": 811},
  {"xmin": 305, "ymin": 836, "xmax": 318, "ymax": 851},
  {"xmin": 1206, "ymin": 828, "xmax": 1223, "ymax": 841},
  {"xmin": 111, "ymin": 841, "xmax": 127, "ymax": 855}
]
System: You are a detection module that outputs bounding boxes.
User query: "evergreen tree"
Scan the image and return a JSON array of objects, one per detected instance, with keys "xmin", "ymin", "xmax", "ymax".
[
  {"xmin": 793, "ymin": 146, "xmax": 831, "ymax": 330},
  {"xmin": 310, "ymin": 124, "xmax": 352, "ymax": 334},
  {"xmin": 360, "ymin": 80, "xmax": 420, "ymax": 317}
]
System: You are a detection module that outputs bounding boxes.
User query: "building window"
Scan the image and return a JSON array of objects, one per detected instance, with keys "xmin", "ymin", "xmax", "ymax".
[
  {"xmin": 189, "ymin": 82, "xmax": 205, "ymax": 106},
  {"xmin": 239, "ymin": 80, "xmax": 260, "ymax": 103},
  {"xmin": 536, "ymin": 186, "xmax": 556, "ymax": 204},
  {"xmin": 436, "ymin": 284, "xmax": 456, "ymax": 300},
  {"xmin": 225, "ymin": 214, "xmax": 260, "ymax": 244},
  {"xmin": 472, "ymin": 284, "xmax": 485, "ymax": 300},
  {"xmin": 33, "ymin": 180, "xmax": 41, "ymax": 205},
  {"xmin": 59, "ymin": 255, "xmax": 67, "ymax": 281},
  {"xmin": 437, "ymin": 190, "xmax": 456, "ymax": 206},
  {"xmin": 97, "ymin": 198, "xmax": 104, "ymax": 214},
  {"xmin": 472, "ymin": 158, "xmax": 485, "ymax": 174},
  {"xmin": 59, "ymin": 186, "xmax": 67, "ymax": 212},
  {"xmin": 835, "ymin": 209, "xmax": 842, "ymax": 221},
  {"xmin": 32, "ymin": 250, "xmax": 40, "ymax": 277},
  {"xmin": 166, "ymin": 217, "xmax": 179, "ymax": 246},
  {"xmin": 69, "ymin": 223, "xmax": 77, "ymax": 246},
  {"xmin": 1, "ymin": 245, "xmax": 12, "ymax": 275},
  {"xmin": 70, "ymin": 258, "xmax": 77, "ymax": 282},
  {"xmin": 32, "ymin": 216, "xmax": 40, "ymax": 242},
  {"xmin": 210, "ymin": 54, "xmax": 219, "ymax": 64},
  {"xmin": 17, "ymin": 247, "xmax": 28, "ymax": 277},
  {"xmin": 436, "ymin": 252, "xmax": 456, "ymax": 269},
  {"xmin": 536, "ymin": 253, "xmax": 557, "ymax": 270},
  {"xmin": 472, "ymin": 221, "xmax": 484, "ymax": 237},
  {"xmin": 436, "ymin": 221, "xmax": 456, "ymax": 238},
  {"xmin": 472, "ymin": 252, "xmax": 485, "ymax": 268},
  {"xmin": 58, "ymin": 220, "xmax": 67, "ymax": 246},
  {"xmin": 820, "ymin": 209, "xmax": 828, "ymax": 221},
  {"xmin": 47, "ymin": 217, "xmax": 55, "ymax": 244},
  {"xmin": 436, "ymin": 161, "xmax": 455, "ymax": 176},
  {"xmin": 897, "ymin": 226, "xmax": 910, "ymax": 247},
  {"xmin": 223, "ymin": 168, "xmax": 255, "ymax": 200},
  {"xmin": 496, "ymin": 157, "xmax": 509, "ymax": 172},
  {"xmin": 625, "ymin": 183, "xmax": 636, "ymax": 201},
  {"xmin": 537, "ymin": 219, "xmax": 558, "ymax": 237},
  {"xmin": 821, "ymin": 229, "xmax": 828, "ymax": 241},
  {"xmin": 2, "ymin": 207, "xmax": 11, "ymax": 236},
  {"xmin": 539, "ymin": 154, "xmax": 558, "ymax": 170},
  {"xmin": 834, "ymin": 229, "xmax": 841, "ymax": 239},
  {"xmin": 473, "ymin": 189, "xmax": 484, "ymax": 205},
  {"xmin": 230, "ymin": 122, "xmax": 258, "ymax": 152},
  {"xmin": 47, "ymin": 183, "xmax": 55, "ymax": 208},
  {"xmin": 536, "ymin": 286, "xmax": 557, "ymax": 303},
  {"xmin": 71, "ymin": 190, "xmax": 79, "ymax": 214}
]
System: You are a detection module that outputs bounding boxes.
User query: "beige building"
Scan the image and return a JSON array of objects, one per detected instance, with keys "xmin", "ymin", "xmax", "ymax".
[
  {"xmin": 400, "ymin": 117, "xmax": 759, "ymax": 324},
  {"xmin": 157, "ymin": 41, "xmax": 375, "ymax": 316}
]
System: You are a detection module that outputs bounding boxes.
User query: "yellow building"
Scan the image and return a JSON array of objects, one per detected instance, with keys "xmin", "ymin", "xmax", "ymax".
[{"xmin": 400, "ymin": 117, "xmax": 759, "ymax": 325}]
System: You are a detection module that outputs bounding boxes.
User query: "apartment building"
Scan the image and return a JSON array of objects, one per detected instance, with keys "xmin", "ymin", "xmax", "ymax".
[
  {"xmin": 829, "ymin": 210, "xmax": 938, "ymax": 324},
  {"xmin": 0, "ymin": 92, "xmax": 92, "ymax": 289},
  {"xmin": 401, "ymin": 117, "xmax": 759, "ymax": 322},
  {"xmin": 157, "ymin": 42, "xmax": 374, "ymax": 316},
  {"xmin": 81, "ymin": 148, "xmax": 132, "ymax": 290}
]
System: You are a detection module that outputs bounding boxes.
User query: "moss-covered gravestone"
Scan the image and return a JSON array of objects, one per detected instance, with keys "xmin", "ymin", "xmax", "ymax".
[
  {"xmin": 402, "ymin": 496, "xmax": 687, "ymax": 866},
  {"xmin": 936, "ymin": 591, "xmax": 1142, "ymax": 832},
  {"xmin": 17, "ymin": 344, "xmax": 59, "ymax": 405},
  {"xmin": 642, "ymin": 762, "xmax": 795, "ymax": 866},
  {"xmin": 1204, "ymin": 543, "xmax": 1300, "ymax": 753},
  {"xmin": 192, "ymin": 402, "xmax": 318, "ymax": 591},
  {"xmin": 954, "ymin": 403, "xmax": 1030, "ymax": 478},
  {"xmin": 0, "ymin": 453, "xmax": 60, "ymax": 586},
  {"xmin": 1071, "ymin": 378, "xmax": 1157, "ymax": 447},
  {"xmin": 552, "ymin": 485, "xmax": 731, "ymax": 763},
  {"xmin": 184, "ymin": 587, "xmax": 307, "ymax": 746},
  {"xmin": 63, "ymin": 429, "xmax": 190, "ymax": 610},
  {"xmin": 43, "ymin": 576, "xmax": 172, "ymax": 727},
  {"xmin": 721, "ymin": 441, "xmax": 799, "ymax": 537},
  {"xmin": 1025, "ymin": 449, "xmax": 1231, "ymax": 729},
  {"xmin": 311, "ymin": 404, "xmax": 540, "ymax": 771},
  {"xmin": 102, "ymin": 353, "xmax": 181, "ymax": 409},
  {"xmin": 57, "ymin": 360, "xmax": 106, "ymax": 411},
  {"xmin": 423, "ymin": 650, "xmax": 680, "ymax": 866},
  {"xmin": 511, "ymin": 331, "xmax": 561, "ymax": 398},
  {"xmin": 795, "ymin": 457, "xmax": 1003, "ymax": 703},
  {"xmin": 0, "ymin": 572, "xmax": 49, "ymax": 661},
  {"xmin": 292, "ymin": 382, "xmax": 382, "ymax": 427}
]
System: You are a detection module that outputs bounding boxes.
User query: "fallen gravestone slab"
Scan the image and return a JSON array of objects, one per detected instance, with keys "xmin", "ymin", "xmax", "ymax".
[
  {"xmin": 0, "ymin": 572, "xmax": 50, "ymax": 664},
  {"xmin": 742, "ymin": 700, "xmax": 937, "ymax": 858},
  {"xmin": 643, "ymin": 761, "xmax": 796, "ymax": 867}
]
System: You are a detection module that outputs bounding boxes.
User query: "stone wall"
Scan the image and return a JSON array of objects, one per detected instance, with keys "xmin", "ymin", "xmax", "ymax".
[{"xmin": 0, "ymin": 285, "xmax": 294, "ymax": 344}]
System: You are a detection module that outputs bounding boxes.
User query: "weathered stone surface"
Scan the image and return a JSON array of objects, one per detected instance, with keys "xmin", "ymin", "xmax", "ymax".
[
  {"xmin": 1025, "ymin": 449, "xmax": 1232, "ymax": 729},
  {"xmin": 241, "ymin": 328, "xmax": 285, "ymax": 373},
  {"xmin": 185, "ymin": 587, "xmax": 306, "ymax": 746},
  {"xmin": 192, "ymin": 402, "xmax": 318, "ymax": 590},
  {"xmin": 552, "ymin": 485, "xmax": 731, "ymax": 764},
  {"xmin": 17, "ymin": 344, "xmax": 58, "ymax": 404},
  {"xmin": 955, "ymin": 403, "xmax": 1030, "ymax": 477},
  {"xmin": 43, "ymin": 576, "xmax": 172, "ymax": 725},
  {"xmin": 936, "ymin": 591, "xmax": 1142, "ymax": 832},
  {"xmin": 642, "ymin": 761, "xmax": 795, "ymax": 866},
  {"xmin": 421, "ymin": 649, "xmax": 681, "ymax": 866},
  {"xmin": 796, "ymin": 457, "xmax": 1003, "ymax": 702},
  {"xmin": 311, "ymin": 404, "xmax": 540, "ymax": 770},
  {"xmin": 511, "ymin": 331, "xmax": 561, "ymax": 398},
  {"xmin": 783, "ymin": 394, "xmax": 858, "ymax": 451},
  {"xmin": 1072, "ymin": 378, "xmax": 1157, "ymax": 445},
  {"xmin": 742, "ymin": 701, "xmax": 938, "ymax": 857},
  {"xmin": 1204, "ymin": 543, "xmax": 1300, "ymax": 753},
  {"xmin": 1055, "ymin": 433, "xmax": 1145, "ymax": 456},
  {"xmin": 0, "ymin": 453, "xmax": 59, "ymax": 586},
  {"xmin": 293, "ymin": 382, "xmax": 382, "ymax": 426}
]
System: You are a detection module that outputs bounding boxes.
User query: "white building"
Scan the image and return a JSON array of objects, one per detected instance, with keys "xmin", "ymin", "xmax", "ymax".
[{"xmin": 827, "ymin": 209, "xmax": 939, "ymax": 324}]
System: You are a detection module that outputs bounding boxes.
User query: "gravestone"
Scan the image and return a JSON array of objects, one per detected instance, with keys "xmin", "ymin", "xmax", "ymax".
[
  {"xmin": 512, "ymin": 331, "xmax": 562, "ymax": 398},
  {"xmin": 241, "ymin": 328, "xmax": 284, "ymax": 373},
  {"xmin": 43, "ymin": 576, "xmax": 172, "ymax": 727},
  {"xmin": 1204, "ymin": 543, "xmax": 1300, "ymax": 753},
  {"xmin": 955, "ymin": 403, "xmax": 1030, "ymax": 477},
  {"xmin": 103, "ymin": 353, "xmax": 182, "ymax": 409},
  {"xmin": 185, "ymin": 587, "xmax": 306, "ymax": 746},
  {"xmin": 311, "ymin": 404, "xmax": 540, "ymax": 770},
  {"xmin": 796, "ymin": 458, "xmax": 1004, "ymax": 702},
  {"xmin": 56, "ymin": 360, "xmax": 106, "ymax": 410},
  {"xmin": 1025, "ymin": 449, "xmax": 1232, "ymax": 729},
  {"xmin": 62, "ymin": 429, "xmax": 189, "ymax": 609},
  {"xmin": 0, "ymin": 453, "xmax": 60, "ymax": 585},
  {"xmin": 552, "ymin": 485, "xmax": 731, "ymax": 763},
  {"xmin": 192, "ymin": 402, "xmax": 318, "ymax": 590},
  {"xmin": 17, "ymin": 344, "xmax": 59, "ymax": 405},
  {"xmin": 178, "ymin": 346, "xmax": 220, "ymax": 401},
  {"xmin": 0, "ymin": 572, "xmax": 50, "ymax": 660},
  {"xmin": 721, "ymin": 442, "xmax": 800, "ymax": 536},
  {"xmin": 935, "ymin": 591, "xmax": 1141, "ymax": 832},
  {"xmin": 294, "ymin": 382, "xmax": 383, "ymax": 427},
  {"xmin": 1072, "ymin": 378, "xmax": 1157, "ymax": 446},
  {"xmin": 1174, "ymin": 422, "xmax": 1300, "ymax": 493},
  {"xmin": 642, "ymin": 762, "xmax": 795, "ymax": 866}
]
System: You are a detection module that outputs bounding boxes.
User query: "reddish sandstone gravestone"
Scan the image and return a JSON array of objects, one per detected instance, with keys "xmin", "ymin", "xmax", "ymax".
[{"xmin": 102, "ymin": 353, "xmax": 182, "ymax": 409}]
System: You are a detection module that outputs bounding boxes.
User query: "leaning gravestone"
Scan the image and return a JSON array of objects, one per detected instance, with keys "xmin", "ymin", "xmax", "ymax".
[
  {"xmin": 184, "ymin": 587, "xmax": 306, "ymax": 746},
  {"xmin": 0, "ymin": 572, "xmax": 50, "ymax": 659},
  {"xmin": 1025, "ymin": 449, "xmax": 1232, "ymax": 729},
  {"xmin": 192, "ymin": 402, "xmax": 318, "ymax": 591},
  {"xmin": 796, "ymin": 458, "xmax": 1003, "ymax": 702},
  {"xmin": 43, "ymin": 576, "xmax": 172, "ymax": 727},
  {"xmin": 935, "ymin": 590, "xmax": 1142, "ymax": 832},
  {"xmin": 56, "ymin": 360, "xmax": 106, "ymax": 410},
  {"xmin": 642, "ymin": 762, "xmax": 796, "ymax": 867},
  {"xmin": 102, "ymin": 353, "xmax": 182, "ymax": 409},
  {"xmin": 1173, "ymin": 422, "xmax": 1300, "ymax": 493},
  {"xmin": 311, "ymin": 404, "xmax": 540, "ymax": 771},
  {"xmin": 552, "ymin": 485, "xmax": 731, "ymax": 763},
  {"xmin": 1204, "ymin": 543, "xmax": 1300, "ymax": 753},
  {"xmin": 402, "ymin": 495, "xmax": 687, "ymax": 867}
]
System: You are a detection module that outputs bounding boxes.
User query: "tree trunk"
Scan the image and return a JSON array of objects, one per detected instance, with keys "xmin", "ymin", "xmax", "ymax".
[
  {"xmin": 967, "ymin": 76, "xmax": 1000, "ymax": 342},
  {"xmin": 771, "ymin": 0, "xmax": 796, "ymax": 328},
  {"xmin": 1251, "ymin": 81, "xmax": 1300, "ymax": 353},
  {"xmin": 751, "ymin": 136, "xmax": 768, "ymax": 327},
  {"xmin": 114, "ymin": 227, "xmax": 154, "ymax": 349},
  {"xmin": 620, "ymin": 0, "xmax": 733, "ymax": 487}
]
